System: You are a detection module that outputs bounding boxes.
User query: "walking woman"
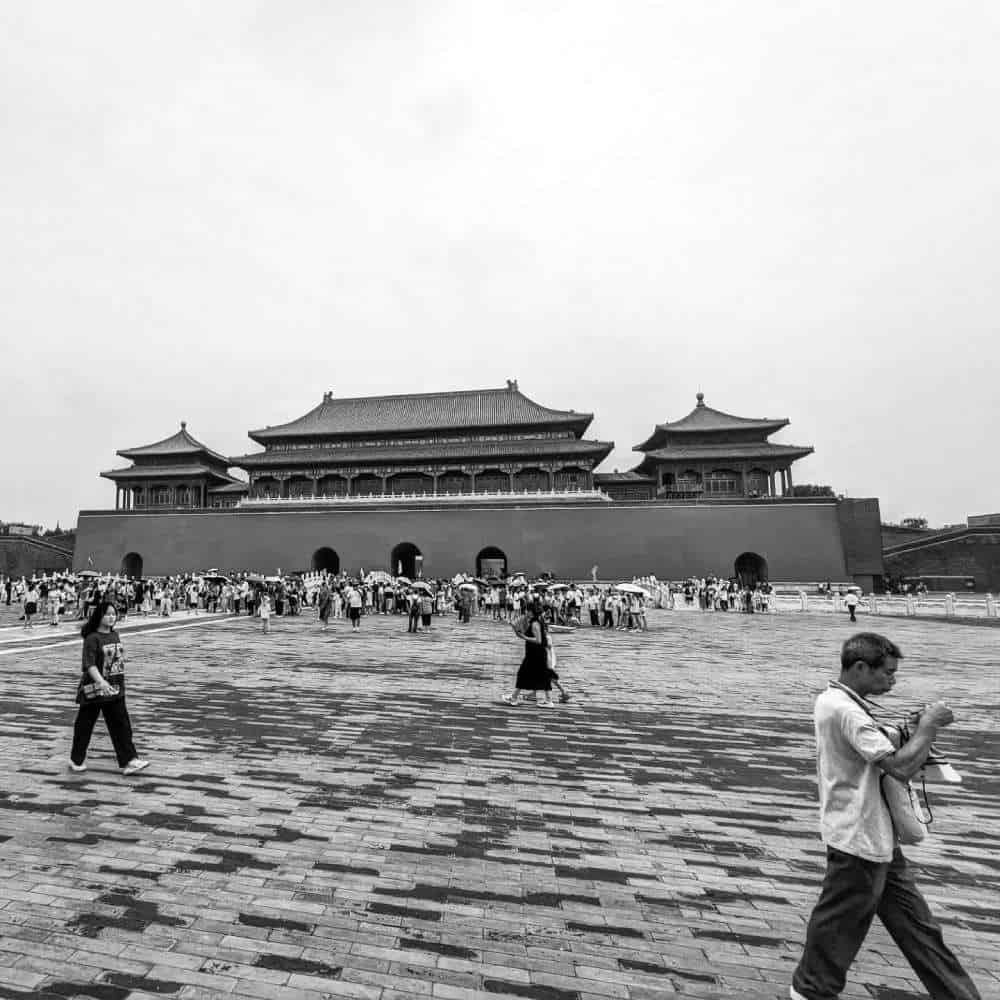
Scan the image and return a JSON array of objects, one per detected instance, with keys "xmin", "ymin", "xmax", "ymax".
[
  {"xmin": 503, "ymin": 599, "xmax": 556, "ymax": 707},
  {"xmin": 70, "ymin": 601, "xmax": 149, "ymax": 775}
]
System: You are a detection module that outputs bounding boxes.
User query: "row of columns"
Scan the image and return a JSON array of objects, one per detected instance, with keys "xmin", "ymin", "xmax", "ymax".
[
  {"xmin": 660, "ymin": 465, "xmax": 794, "ymax": 497},
  {"xmin": 115, "ymin": 482, "xmax": 208, "ymax": 510},
  {"xmin": 254, "ymin": 467, "xmax": 593, "ymax": 498}
]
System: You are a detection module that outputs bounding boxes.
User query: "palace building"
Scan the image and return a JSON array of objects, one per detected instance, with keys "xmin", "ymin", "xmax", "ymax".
[
  {"xmin": 232, "ymin": 381, "xmax": 613, "ymax": 500},
  {"xmin": 76, "ymin": 383, "xmax": 883, "ymax": 588}
]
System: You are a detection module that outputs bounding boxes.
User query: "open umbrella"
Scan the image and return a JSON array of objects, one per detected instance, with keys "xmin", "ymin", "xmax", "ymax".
[
  {"xmin": 458, "ymin": 582, "xmax": 479, "ymax": 592},
  {"xmin": 395, "ymin": 576, "xmax": 412, "ymax": 585},
  {"xmin": 615, "ymin": 583, "xmax": 651, "ymax": 596},
  {"xmin": 78, "ymin": 570, "xmax": 100, "ymax": 579},
  {"xmin": 203, "ymin": 574, "xmax": 230, "ymax": 584},
  {"xmin": 548, "ymin": 583, "xmax": 569, "ymax": 591},
  {"xmin": 410, "ymin": 581, "xmax": 434, "ymax": 594}
]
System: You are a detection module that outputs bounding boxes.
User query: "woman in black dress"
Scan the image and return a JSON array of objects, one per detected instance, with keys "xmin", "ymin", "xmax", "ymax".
[
  {"xmin": 69, "ymin": 601, "xmax": 149, "ymax": 775},
  {"xmin": 502, "ymin": 600, "xmax": 555, "ymax": 707}
]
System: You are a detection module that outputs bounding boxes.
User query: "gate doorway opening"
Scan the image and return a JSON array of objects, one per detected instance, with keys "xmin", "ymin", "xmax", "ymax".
[
  {"xmin": 476, "ymin": 546, "xmax": 507, "ymax": 579},
  {"xmin": 121, "ymin": 552, "xmax": 143, "ymax": 578},
  {"xmin": 312, "ymin": 547, "xmax": 341, "ymax": 574},
  {"xmin": 734, "ymin": 552, "xmax": 768, "ymax": 588},
  {"xmin": 390, "ymin": 542, "xmax": 422, "ymax": 578}
]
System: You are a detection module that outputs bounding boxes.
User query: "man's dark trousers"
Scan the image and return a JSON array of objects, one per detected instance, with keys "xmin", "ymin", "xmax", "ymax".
[{"xmin": 793, "ymin": 846, "xmax": 980, "ymax": 999}]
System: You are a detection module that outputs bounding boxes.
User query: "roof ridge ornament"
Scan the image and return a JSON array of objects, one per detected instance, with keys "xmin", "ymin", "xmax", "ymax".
[
  {"xmin": 696, "ymin": 392, "xmax": 705, "ymax": 407},
  {"xmin": 181, "ymin": 421, "xmax": 187, "ymax": 429},
  {"xmin": 322, "ymin": 391, "xmax": 333, "ymax": 403},
  {"xmin": 506, "ymin": 379, "xmax": 519, "ymax": 391}
]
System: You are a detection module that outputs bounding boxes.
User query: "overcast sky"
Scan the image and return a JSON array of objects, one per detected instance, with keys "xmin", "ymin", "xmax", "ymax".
[{"xmin": 4, "ymin": 2, "xmax": 998, "ymax": 530}]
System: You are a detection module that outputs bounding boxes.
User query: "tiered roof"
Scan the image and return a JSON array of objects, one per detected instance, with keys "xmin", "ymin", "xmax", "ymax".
[
  {"xmin": 117, "ymin": 422, "xmax": 231, "ymax": 466},
  {"xmin": 634, "ymin": 393, "xmax": 790, "ymax": 452},
  {"xmin": 631, "ymin": 393, "xmax": 813, "ymax": 476},
  {"xmin": 102, "ymin": 422, "xmax": 244, "ymax": 487},
  {"xmin": 248, "ymin": 382, "xmax": 594, "ymax": 443}
]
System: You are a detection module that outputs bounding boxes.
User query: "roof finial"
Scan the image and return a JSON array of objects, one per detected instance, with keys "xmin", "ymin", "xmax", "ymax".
[
  {"xmin": 322, "ymin": 391, "xmax": 333, "ymax": 403},
  {"xmin": 506, "ymin": 378, "xmax": 519, "ymax": 391},
  {"xmin": 181, "ymin": 420, "xmax": 187, "ymax": 430},
  {"xmin": 695, "ymin": 392, "xmax": 705, "ymax": 407}
]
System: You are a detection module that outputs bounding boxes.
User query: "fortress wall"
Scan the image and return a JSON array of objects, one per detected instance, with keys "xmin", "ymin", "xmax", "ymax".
[{"xmin": 74, "ymin": 501, "xmax": 855, "ymax": 582}]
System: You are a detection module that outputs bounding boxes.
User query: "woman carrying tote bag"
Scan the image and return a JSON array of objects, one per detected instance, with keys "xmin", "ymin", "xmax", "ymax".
[{"xmin": 69, "ymin": 601, "xmax": 149, "ymax": 776}]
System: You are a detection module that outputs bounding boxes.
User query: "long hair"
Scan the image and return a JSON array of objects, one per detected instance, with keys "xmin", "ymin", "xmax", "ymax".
[{"xmin": 81, "ymin": 600, "xmax": 117, "ymax": 639}]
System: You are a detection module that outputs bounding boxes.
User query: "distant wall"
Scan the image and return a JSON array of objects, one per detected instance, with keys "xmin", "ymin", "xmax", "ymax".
[
  {"xmin": 884, "ymin": 532, "xmax": 1000, "ymax": 592},
  {"xmin": 75, "ymin": 500, "xmax": 855, "ymax": 581},
  {"xmin": 0, "ymin": 536, "xmax": 74, "ymax": 578}
]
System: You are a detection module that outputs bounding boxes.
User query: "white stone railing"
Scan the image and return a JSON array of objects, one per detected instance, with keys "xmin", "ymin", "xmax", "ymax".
[
  {"xmin": 763, "ymin": 591, "xmax": 999, "ymax": 620},
  {"xmin": 239, "ymin": 488, "xmax": 612, "ymax": 506}
]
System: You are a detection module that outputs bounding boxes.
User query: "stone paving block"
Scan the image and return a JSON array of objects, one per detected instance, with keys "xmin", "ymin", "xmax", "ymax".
[{"xmin": 1, "ymin": 609, "xmax": 997, "ymax": 1000}]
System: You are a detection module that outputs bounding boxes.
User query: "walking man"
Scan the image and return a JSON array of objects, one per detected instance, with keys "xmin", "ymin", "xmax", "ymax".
[{"xmin": 790, "ymin": 632, "xmax": 980, "ymax": 1000}]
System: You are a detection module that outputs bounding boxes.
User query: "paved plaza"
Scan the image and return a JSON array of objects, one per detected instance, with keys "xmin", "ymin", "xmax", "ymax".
[{"xmin": 0, "ymin": 606, "xmax": 997, "ymax": 1000}]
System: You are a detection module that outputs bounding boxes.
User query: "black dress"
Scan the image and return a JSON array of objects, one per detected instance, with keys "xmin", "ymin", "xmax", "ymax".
[{"xmin": 515, "ymin": 620, "xmax": 551, "ymax": 692}]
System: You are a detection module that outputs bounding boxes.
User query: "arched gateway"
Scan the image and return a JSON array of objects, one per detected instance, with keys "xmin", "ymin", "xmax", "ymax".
[
  {"xmin": 390, "ymin": 542, "xmax": 422, "ymax": 578},
  {"xmin": 476, "ymin": 546, "xmax": 507, "ymax": 578},
  {"xmin": 312, "ymin": 547, "xmax": 340, "ymax": 574},
  {"xmin": 734, "ymin": 552, "xmax": 768, "ymax": 588},
  {"xmin": 121, "ymin": 552, "xmax": 143, "ymax": 578}
]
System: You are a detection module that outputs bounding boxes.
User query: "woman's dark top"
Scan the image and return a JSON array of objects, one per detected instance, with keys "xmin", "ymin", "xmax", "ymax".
[
  {"xmin": 515, "ymin": 617, "xmax": 551, "ymax": 691},
  {"xmin": 79, "ymin": 629, "xmax": 126, "ymax": 703}
]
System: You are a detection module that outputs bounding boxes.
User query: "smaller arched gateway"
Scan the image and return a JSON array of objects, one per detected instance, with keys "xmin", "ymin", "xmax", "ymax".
[
  {"xmin": 476, "ymin": 546, "xmax": 507, "ymax": 579},
  {"xmin": 390, "ymin": 542, "xmax": 422, "ymax": 578},
  {"xmin": 734, "ymin": 552, "xmax": 768, "ymax": 588},
  {"xmin": 312, "ymin": 547, "xmax": 340, "ymax": 574},
  {"xmin": 121, "ymin": 552, "xmax": 144, "ymax": 578}
]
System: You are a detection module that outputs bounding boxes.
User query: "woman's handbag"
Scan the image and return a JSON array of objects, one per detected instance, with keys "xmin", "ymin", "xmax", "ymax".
[
  {"xmin": 881, "ymin": 774, "xmax": 931, "ymax": 844},
  {"xmin": 76, "ymin": 680, "xmax": 122, "ymax": 706}
]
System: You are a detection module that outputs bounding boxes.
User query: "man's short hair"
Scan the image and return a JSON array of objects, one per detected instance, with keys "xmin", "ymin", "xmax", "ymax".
[{"xmin": 841, "ymin": 632, "xmax": 904, "ymax": 671}]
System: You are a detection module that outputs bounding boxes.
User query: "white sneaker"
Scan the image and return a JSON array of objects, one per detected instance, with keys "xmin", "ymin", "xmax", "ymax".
[
  {"xmin": 501, "ymin": 694, "xmax": 522, "ymax": 706},
  {"xmin": 68, "ymin": 761, "xmax": 87, "ymax": 773},
  {"xmin": 122, "ymin": 758, "xmax": 150, "ymax": 775},
  {"xmin": 538, "ymin": 699, "xmax": 556, "ymax": 708}
]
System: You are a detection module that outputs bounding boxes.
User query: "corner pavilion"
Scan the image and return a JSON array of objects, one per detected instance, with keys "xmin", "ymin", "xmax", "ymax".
[
  {"xmin": 595, "ymin": 393, "xmax": 814, "ymax": 501},
  {"xmin": 100, "ymin": 423, "xmax": 247, "ymax": 512}
]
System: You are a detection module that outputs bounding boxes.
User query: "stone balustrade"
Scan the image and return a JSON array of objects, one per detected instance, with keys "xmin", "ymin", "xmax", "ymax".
[{"xmin": 240, "ymin": 488, "xmax": 612, "ymax": 506}]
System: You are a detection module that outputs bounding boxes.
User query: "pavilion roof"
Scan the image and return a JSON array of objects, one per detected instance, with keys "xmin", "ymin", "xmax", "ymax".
[
  {"xmin": 248, "ymin": 383, "xmax": 593, "ymax": 442},
  {"xmin": 232, "ymin": 436, "xmax": 613, "ymax": 469},
  {"xmin": 634, "ymin": 393, "xmax": 789, "ymax": 450},
  {"xmin": 635, "ymin": 442, "xmax": 814, "ymax": 472},
  {"xmin": 117, "ymin": 423, "xmax": 230, "ymax": 466},
  {"xmin": 100, "ymin": 464, "xmax": 239, "ymax": 484}
]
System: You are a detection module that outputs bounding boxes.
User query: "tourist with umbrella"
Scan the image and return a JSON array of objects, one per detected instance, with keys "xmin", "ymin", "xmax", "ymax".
[{"xmin": 502, "ymin": 597, "xmax": 564, "ymax": 707}]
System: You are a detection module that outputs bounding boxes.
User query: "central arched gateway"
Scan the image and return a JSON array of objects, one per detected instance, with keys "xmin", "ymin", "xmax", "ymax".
[
  {"xmin": 390, "ymin": 542, "xmax": 422, "ymax": 578},
  {"xmin": 121, "ymin": 552, "xmax": 143, "ymax": 578},
  {"xmin": 312, "ymin": 547, "xmax": 341, "ymax": 574},
  {"xmin": 476, "ymin": 546, "xmax": 507, "ymax": 579},
  {"xmin": 734, "ymin": 551, "xmax": 768, "ymax": 587}
]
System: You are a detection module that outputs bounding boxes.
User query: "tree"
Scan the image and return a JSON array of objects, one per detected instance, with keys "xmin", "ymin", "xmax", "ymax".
[
  {"xmin": 789, "ymin": 484, "xmax": 836, "ymax": 497},
  {"xmin": 900, "ymin": 517, "xmax": 928, "ymax": 530}
]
